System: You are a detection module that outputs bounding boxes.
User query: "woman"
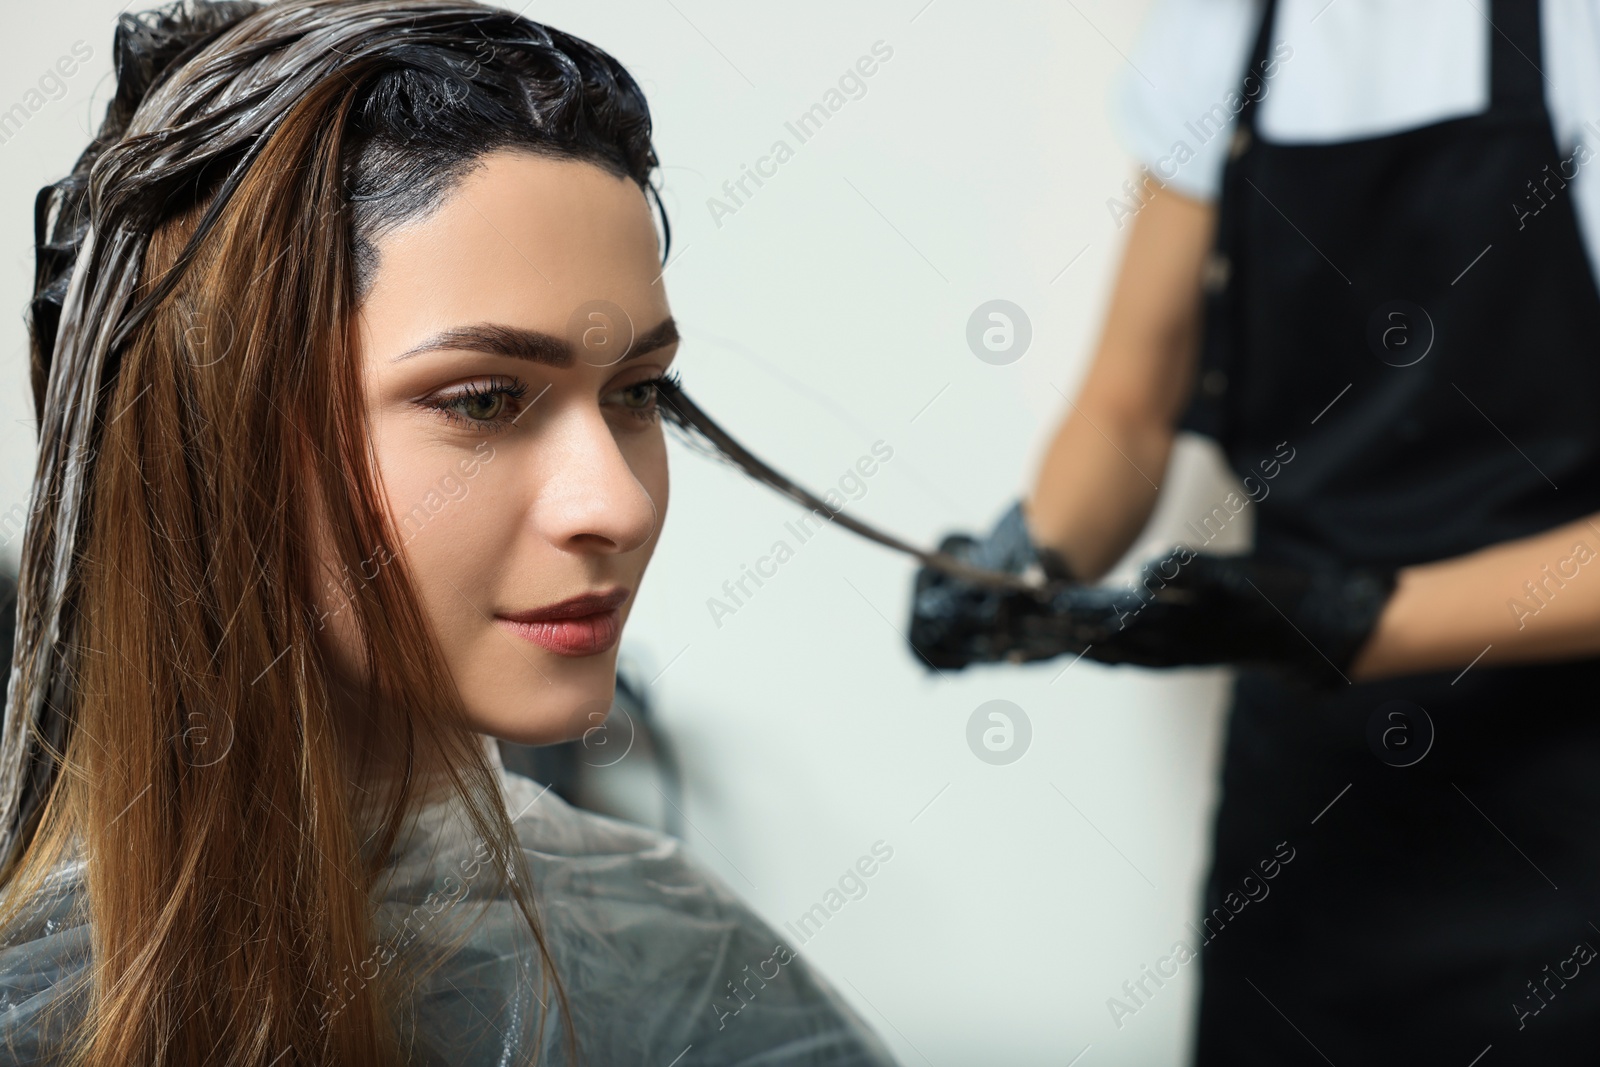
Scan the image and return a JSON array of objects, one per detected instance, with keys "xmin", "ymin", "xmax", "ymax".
[{"xmin": 0, "ymin": 2, "xmax": 899, "ymax": 1063}]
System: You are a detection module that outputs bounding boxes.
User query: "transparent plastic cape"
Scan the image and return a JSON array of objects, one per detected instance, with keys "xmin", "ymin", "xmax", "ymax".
[{"xmin": 0, "ymin": 766, "xmax": 900, "ymax": 1066}]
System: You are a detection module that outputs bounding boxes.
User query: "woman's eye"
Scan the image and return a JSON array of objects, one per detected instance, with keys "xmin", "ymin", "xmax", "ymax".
[
  {"xmin": 456, "ymin": 391, "xmax": 507, "ymax": 420},
  {"xmin": 609, "ymin": 369, "xmax": 682, "ymax": 423},
  {"xmin": 422, "ymin": 378, "xmax": 529, "ymax": 432},
  {"xmin": 616, "ymin": 381, "xmax": 658, "ymax": 417}
]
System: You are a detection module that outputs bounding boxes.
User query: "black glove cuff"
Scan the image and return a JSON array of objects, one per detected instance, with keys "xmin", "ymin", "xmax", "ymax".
[
  {"xmin": 1293, "ymin": 563, "xmax": 1399, "ymax": 690},
  {"xmin": 968, "ymin": 499, "xmax": 1078, "ymax": 584}
]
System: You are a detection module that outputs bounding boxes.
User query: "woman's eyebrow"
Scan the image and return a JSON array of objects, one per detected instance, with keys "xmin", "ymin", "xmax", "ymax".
[{"xmin": 394, "ymin": 315, "xmax": 678, "ymax": 366}]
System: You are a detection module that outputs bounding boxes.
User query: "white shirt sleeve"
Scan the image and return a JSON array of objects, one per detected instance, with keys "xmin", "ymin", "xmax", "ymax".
[
  {"xmin": 1547, "ymin": 2, "xmax": 1600, "ymax": 290},
  {"xmin": 1109, "ymin": 0, "xmax": 1259, "ymax": 202}
]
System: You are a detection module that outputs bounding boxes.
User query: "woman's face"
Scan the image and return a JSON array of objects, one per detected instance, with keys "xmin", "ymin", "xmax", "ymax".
[{"xmin": 331, "ymin": 149, "xmax": 675, "ymax": 746}]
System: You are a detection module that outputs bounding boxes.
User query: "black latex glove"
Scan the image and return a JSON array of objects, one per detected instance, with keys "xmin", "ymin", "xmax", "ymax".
[
  {"xmin": 910, "ymin": 525, "xmax": 1396, "ymax": 689},
  {"xmin": 907, "ymin": 499, "xmax": 1077, "ymax": 671},
  {"xmin": 1040, "ymin": 551, "xmax": 1395, "ymax": 688}
]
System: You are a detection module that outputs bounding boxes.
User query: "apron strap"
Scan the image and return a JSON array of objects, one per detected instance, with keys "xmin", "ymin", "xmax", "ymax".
[{"xmin": 1489, "ymin": 0, "xmax": 1545, "ymax": 113}]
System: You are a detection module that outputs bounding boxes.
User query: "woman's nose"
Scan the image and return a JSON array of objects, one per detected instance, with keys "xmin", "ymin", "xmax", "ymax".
[{"xmin": 533, "ymin": 408, "xmax": 658, "ymax": 555}]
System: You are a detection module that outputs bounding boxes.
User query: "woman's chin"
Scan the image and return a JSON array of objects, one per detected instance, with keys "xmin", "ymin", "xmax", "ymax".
[{"xmin": 475, "ymin": 687, "xmax": 619, "ymax": 749}]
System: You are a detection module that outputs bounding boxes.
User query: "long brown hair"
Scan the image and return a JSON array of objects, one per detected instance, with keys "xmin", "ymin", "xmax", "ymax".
[{"xmin": 0, "ymin": 1, "xmax": 680, "ymax": 1061}]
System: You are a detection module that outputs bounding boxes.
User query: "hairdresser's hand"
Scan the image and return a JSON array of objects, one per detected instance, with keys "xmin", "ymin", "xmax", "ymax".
[
  {"xmin": 907, "ymin": 499, "xmax": 1077, "ymax": 671},
  {"xmin": 1022, "ymin": 551, "xmax": 1397, "ymax": 689}
]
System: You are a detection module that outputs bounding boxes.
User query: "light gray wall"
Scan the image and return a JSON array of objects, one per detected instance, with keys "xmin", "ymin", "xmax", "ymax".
[{"xmin": 4, "ymin": 2, "xmax": 1248, "ymax": 1063}]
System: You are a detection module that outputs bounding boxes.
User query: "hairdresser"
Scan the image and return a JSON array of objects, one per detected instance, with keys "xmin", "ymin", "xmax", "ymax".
[{"xmin": 910, "ymin": 0, "xmax": 1600, "ymax": 1061}]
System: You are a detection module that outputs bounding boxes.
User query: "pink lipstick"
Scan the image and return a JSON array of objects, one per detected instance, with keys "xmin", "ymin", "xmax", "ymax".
[{"xmin": 495, "ymin": 588, "xmax": 629, "ymax": 657}]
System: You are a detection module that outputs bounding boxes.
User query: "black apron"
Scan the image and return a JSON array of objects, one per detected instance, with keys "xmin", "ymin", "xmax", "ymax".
[{"xmin": 1185, "ymin": 1, "xmax": 1600, "ymax": 1062}]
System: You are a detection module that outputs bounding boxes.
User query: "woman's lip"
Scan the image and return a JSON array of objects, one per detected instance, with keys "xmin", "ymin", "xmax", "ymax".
[
  {"xmin": 498, "ymin": 587, "xmax": 630, "ymax": 623},
  {"xmin": 495, "ymin": 608, "xmax": 621, "ymax": 657}
]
